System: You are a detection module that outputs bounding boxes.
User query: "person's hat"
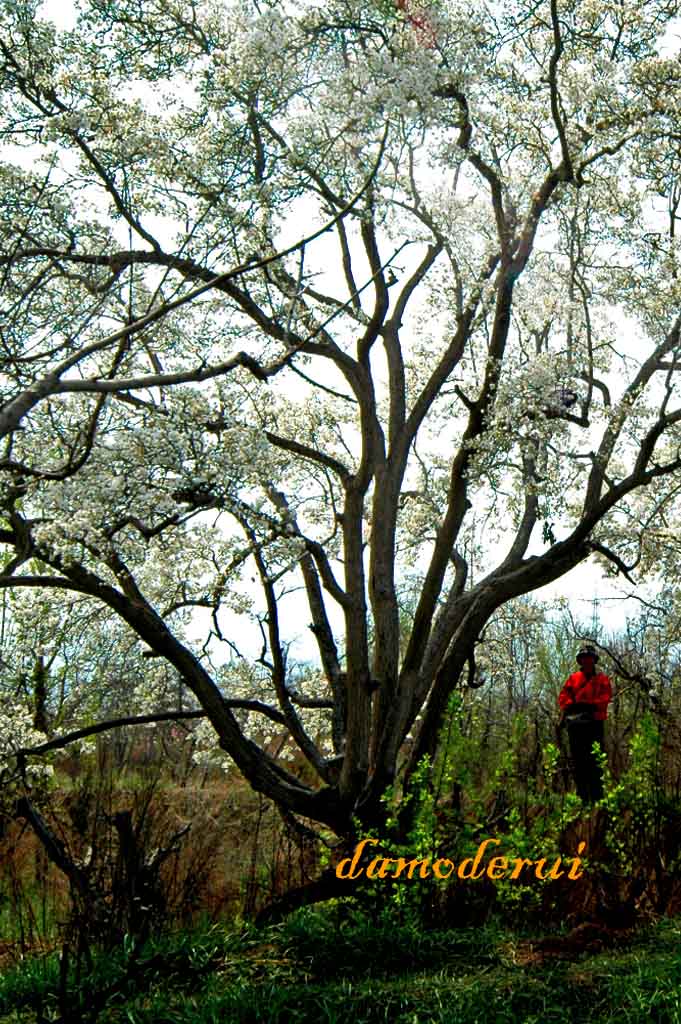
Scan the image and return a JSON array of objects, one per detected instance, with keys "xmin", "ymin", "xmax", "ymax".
[{"xmin": 576, "ymin": 644, "xmax": 599, "ymax": 663}]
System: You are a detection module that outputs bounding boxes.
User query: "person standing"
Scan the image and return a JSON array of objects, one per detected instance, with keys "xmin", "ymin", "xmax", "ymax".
[{"xmin": 558, "ymin": 644, "xmax": 612, "ymax": 803}]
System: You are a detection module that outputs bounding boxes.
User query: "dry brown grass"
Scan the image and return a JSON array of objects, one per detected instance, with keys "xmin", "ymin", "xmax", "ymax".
[{"xmin": 0, "ymin": 732, "xmax": 321, "ymax": 961}]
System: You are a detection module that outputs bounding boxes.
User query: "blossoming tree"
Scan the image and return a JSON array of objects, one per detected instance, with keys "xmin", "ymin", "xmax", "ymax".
[{"xmin": 1, "ymin": 0, "xmax": 681, "ymax": 858}]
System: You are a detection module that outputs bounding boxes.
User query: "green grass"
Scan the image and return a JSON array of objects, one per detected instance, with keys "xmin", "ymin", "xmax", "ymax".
[{"xmin": 2, "ymin": 910, "xmax": 681, "ymax": 1023}]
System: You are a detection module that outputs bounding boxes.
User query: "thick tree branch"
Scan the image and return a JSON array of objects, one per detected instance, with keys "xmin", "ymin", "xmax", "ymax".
[
  {"xmin": 583, "ymin": 317, "xmax": 681, "ymax": 515},
  {"xmin": 548, "ymin": 0, "xmax": 574, "ymax": 182},
  {"xmin": 264, "ymin": 431, "xmax": 350, "ymax": 482},
  {"xmin": 8, "ymin": 537, "xmax": 346, "ymax": 825},
  {"xmin": 436, "ymin": 84, "xmax": 511, "ymax": 249},
  {"xmin": 245, "ymin": 517, "xmax": 329, "ymax": 780},
  {"xmin": 13, "ymin": 705, "xmax": 294, "ymax": 763},
  {"xmin": 304, "ymin": 538, "xmax": 349, "ymax": 609},
  {"xmin": 357, "ymin": 217, "xmax": 390, "ymax": 363}
]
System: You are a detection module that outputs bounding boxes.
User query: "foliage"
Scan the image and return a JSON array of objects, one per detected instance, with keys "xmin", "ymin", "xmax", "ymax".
[{"xmin": 351, "ymin": 638, "xmax": 681, "ymax": 928}]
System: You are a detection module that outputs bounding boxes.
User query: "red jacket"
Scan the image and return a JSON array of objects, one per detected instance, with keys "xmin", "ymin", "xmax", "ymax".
[{"xmin": 558, "ymin": 670, "xmax": 612, "ymax": 720}]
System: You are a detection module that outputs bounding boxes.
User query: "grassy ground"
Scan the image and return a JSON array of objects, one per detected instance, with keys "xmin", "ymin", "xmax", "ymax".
[{"xmin": 1, "ymin": 906, "xmax": 681, "ymax": 1023}]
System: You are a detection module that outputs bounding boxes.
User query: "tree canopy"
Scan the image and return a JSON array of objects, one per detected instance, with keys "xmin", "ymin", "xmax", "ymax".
[{"xmin": 1, "ymin": 0, "xmax": 681, "ymax": 840}]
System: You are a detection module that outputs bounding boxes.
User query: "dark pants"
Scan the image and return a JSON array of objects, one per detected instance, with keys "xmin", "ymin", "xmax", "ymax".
[{"xmin": 567, "ymin": 720, "xmax": 605, "ymax": 803}]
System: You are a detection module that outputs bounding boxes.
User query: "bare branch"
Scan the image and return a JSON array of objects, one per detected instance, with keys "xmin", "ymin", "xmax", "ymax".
[
  {"xmin": 264, "ymin": 430, "xmax": 350, "ymax": 482},
  {"xmin": 14, "ymin": 703, "xmax": 297, "ymax": 764},
  {"xmin": 587, "ymin": 540, "xmax": 638, "ymax": 584},
  {"xmin": 0, "ymin": 152, "xmax": 386, "ymax": 437},
  {"xmin": 548, "ymin": 0, "xmax": 574, "ymax": 181},
  {"xmin": 435, "ymin": 84, "xmax": 511, "ymax": 249},
  {"xmin": 17, "ymin": 710, "xmax": 206, "ymax": 758}
]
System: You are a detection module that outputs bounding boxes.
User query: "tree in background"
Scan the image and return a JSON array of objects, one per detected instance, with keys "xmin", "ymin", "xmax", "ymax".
[{"xmin": 2, "ymin": 0, "xmax": 681, "ymax": 864}]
